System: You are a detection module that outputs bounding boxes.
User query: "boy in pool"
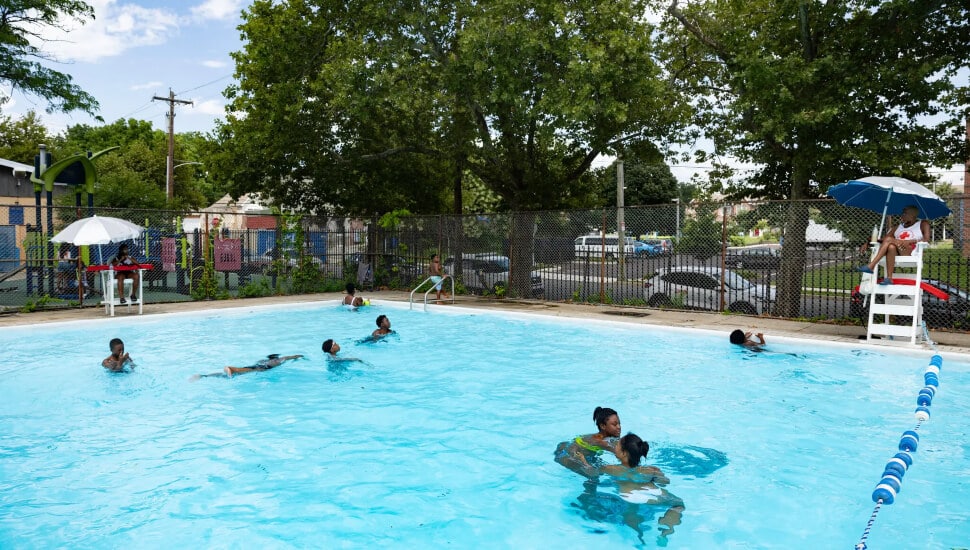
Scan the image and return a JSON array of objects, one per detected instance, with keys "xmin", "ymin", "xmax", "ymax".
[
  {"xmin": 729, "ymin": 329, "xmax": 765, "ymax": 348},
  {"xmin": 322, "ymin": 339, "xmax": 363, "ymax": 363},
  {"xmin": 343, "ymin": 282, "xmax": 365, "ymax": 308},
  {"xmin": 189, "ymin": 354, "xmax": 304, "ymax": 380},
  {"xmin": 372, "ymin": 315, "xmax": 393, "ymax": 338},
  {"xmin": 102, "ymin": 338, "xmax": 134, "ymax": 372}
]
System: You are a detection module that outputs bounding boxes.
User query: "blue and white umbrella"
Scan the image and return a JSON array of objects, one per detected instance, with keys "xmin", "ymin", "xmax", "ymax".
[{"xmin": 827, "ymin": 176, "xmax": 951, "ymax": 236}]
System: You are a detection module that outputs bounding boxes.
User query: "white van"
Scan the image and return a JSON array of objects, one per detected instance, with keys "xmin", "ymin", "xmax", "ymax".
[{"xmin": 574, "ymin": 234, "xmax": 636, "ymax": 259}]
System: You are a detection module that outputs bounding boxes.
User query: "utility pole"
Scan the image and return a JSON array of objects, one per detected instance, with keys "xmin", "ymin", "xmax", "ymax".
[
  {"xmin": 616, "ymin": 157, "xmax": 625, "ymax": 280},
  {"xmin": 152, "ymin": 89, "xmax": 193, "ymax": 201}
]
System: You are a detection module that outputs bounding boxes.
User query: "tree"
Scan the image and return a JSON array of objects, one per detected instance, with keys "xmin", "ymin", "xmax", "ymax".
[
  {"xmin": 662, "ymin": 0, "xmax": 970, "ymax": 316},
  {"xmin": 0, "ymin": 0, "xmax": 99, "ymax": 115},
  {"xmin": 0, "ymin": 111, "xmax": 54, "ymax": 163},
  {"xmin": 221, "ymin": 0, "xmax": 687, "ymax": 296}
]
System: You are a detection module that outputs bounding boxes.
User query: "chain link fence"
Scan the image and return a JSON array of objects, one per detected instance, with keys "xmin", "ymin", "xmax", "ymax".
[{"xmin": 2, "ymin": 198, "xmax": 969, "ymax": 329}]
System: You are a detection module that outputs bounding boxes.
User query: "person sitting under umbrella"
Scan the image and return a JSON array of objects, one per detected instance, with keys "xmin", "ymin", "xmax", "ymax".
[
  {"xmin": 856, "ymin": 205, "xmax": 930, "ymax": 284},
  {"xmin": 111, "ymin": 244, "xmax": 141, "ymax": 304}
]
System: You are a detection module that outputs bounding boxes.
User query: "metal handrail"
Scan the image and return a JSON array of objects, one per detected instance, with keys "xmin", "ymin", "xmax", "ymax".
[{"xmin": 409, "ymin": 275, "xmax": 455, "ymax": 310}]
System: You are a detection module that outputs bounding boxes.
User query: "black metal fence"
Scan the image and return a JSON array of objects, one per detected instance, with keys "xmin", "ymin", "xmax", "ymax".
[{"xmin": 2, "ymin": 198, "xmax": 969, "ymax": 329}]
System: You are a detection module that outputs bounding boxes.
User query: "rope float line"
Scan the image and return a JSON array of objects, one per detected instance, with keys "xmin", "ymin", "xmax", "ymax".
[{"xmin": 854, "ymin": 353, "xmax": 942, "ymax": 550}]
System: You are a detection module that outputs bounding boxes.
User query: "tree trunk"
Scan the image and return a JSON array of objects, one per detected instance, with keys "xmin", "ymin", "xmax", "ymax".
[
  {"xmin": 508, "ymin": 210, "xmax": 536, "ymax": 298},
  {"xmin": 776, "ymin": 166, "xmax": 811, "ymax": 317}
]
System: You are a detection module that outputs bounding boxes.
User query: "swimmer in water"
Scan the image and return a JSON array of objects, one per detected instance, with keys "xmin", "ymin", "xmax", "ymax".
[
  {"xmin": 343, "ymin": 282, "xmax": 364, "ymax": 307},
  {"xmin": 372, "ymin": 315, "xmax": 392, "ymax": 338},
  {"xmin": 730, "ymin": 329, "xmax": 765, "ymax": 349},
  {"xmin": 322, "ymin": 339, "xmax": 362, "ymax": 363},
  {"xmin": 102, "ymin": 338, "xmax": 134, "ymax": 372},
  {"xmin": 189, "ymin": 354, "xmax": 304, "ymax": 380},
  {"xmin": 578, "ymin": 433, "xmax": 684, "ymax": 546},
  {"xmin": 555, "ymin": 406, "xmax": 622, "ymax": 478}
]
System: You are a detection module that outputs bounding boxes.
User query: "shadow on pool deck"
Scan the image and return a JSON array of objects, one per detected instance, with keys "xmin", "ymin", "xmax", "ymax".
[{"xmin": 4, "ymin": 291, "xmax": 970, "ymax": 356}]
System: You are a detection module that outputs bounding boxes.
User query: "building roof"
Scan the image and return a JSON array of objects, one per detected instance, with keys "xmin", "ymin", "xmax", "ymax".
[{"xmin": 0, "ymin": 158, "xmax": 34, "ymax": 175}]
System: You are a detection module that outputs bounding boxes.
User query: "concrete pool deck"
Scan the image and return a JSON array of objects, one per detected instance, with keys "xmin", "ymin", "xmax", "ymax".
[{"xmin": 4, "ymin": 291, "xmax": 970, "ymax": 356}]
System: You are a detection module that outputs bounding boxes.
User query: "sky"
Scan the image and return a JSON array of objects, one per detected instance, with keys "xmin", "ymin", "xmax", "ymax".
[
  {"xmin": 2, "ymin": 0, "xmax": 244, "ymax": 135},
  {"xmin": 1, "ymin": 0, "xmax": 965, "ymax": 189}
]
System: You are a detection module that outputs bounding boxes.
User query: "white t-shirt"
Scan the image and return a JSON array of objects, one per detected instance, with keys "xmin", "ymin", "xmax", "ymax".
[{"xmin": 894, "ymin": 221, "xmax": 923, "ymax": 242}]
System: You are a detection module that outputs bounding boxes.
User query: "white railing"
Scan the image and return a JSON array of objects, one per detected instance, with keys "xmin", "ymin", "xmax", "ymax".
[{"xmin": 409, "ymin": 275, "xmax": 455, "ymax": 311}]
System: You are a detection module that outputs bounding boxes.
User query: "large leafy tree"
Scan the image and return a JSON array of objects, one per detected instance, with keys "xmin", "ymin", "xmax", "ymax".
[
  {"xmin": 661, "ymin": 0, "xmax": 970, "ymax": 316},
  {"xmin": 221, "ymin": 0, "xmax": 687, "ymax": 295},
  {"xmin": 0, "ymin": 0, "xmax": 99, "ymax": 114}
]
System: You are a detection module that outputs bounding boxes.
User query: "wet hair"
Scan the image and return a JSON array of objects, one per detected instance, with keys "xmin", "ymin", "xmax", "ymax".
[
  {"xmin": 729, "ymin": 329, "xmax": 746, "ymax": 345},
  {"xmin": 619, "ymin": 433, "xmax": 650, "ymax": 467},
  {"xmin": 346, "ymin": 282, "xmax": 356, "ymax": 295},
  {"xmin": 322, "ymin": 339, "xmax": 334, "ymax": 353},
  {"xmin": 376, "ymin": 314, "xmax": 388, "ymax": 327},
  {"xmin": 593, "ymin": 406, "xmax": 619, "ymax": 430},
  {"xmin": 267, "ymin": 354, "xmax": 280, "ymax": 360},
  {"xmin": 109, "ymin": 338, "xmax": 123, "ymax": 350}
]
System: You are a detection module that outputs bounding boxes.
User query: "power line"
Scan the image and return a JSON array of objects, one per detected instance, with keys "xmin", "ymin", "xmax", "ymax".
[
  {"xmin": 176, "ymin": 74, "xmax": 233, "ymax": 96},
  {"xmin": 152, "ymin": 89, "xmax": 194, "ymax": 201}
]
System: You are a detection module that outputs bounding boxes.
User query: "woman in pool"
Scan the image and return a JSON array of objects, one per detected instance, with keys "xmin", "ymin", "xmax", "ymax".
[
  {"xmin": 343, "ymin": 282, "xmax": 365, "ymax": 307},
  {"xmin": 555, "ymin": 406, "xmax": 622, "ymax": 478}
]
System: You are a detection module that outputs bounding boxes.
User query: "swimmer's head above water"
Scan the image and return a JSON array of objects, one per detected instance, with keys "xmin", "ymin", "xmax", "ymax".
[
  {"xmin": 617, "ymin": 433, "xmax": 650, "ymax": 467},
  {"xmin": 593, "ymin": 406, "xmax": 621, "ymax": 438},
  {"xmin": 322, "ymin": 339, "xmax": 340, "ymax": 355},
  {"xmin": 346, "ymin": 282, "xmax": 356, "ymax": 296}
]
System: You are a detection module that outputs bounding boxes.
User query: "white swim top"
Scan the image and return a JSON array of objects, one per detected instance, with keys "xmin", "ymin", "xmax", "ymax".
[{"xmin": 894, "ymin": 220, "xmax": 924, "ymax": 242}]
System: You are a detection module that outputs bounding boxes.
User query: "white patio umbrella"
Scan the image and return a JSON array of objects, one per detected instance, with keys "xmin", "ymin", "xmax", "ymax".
[{"xmin": 51, "ymin": 215, "xmax": 144, "ymax": 264}]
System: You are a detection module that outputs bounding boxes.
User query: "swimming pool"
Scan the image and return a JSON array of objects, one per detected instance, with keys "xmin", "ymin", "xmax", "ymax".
[{"xmin": 1, "ymin": 302, "xmax": 968, "ymax": 548}]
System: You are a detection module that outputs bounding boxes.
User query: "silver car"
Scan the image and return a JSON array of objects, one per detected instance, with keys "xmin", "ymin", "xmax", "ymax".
[
  {"xmin": 642, "ymin": 266, "xmax": 774, "ymax": 315},
  {"xmin": 444, "ymin": 253, "xmax": 544, "ymax": 297}
]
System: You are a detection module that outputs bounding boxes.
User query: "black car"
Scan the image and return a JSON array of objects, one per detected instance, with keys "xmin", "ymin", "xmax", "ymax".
[
  {"xmin": 725, "ymin": 247, "xmax": 781, "ymax": 270},
  {"xmin": 850, "ymin": 279, "xmax": 970, "ymax": 329}
]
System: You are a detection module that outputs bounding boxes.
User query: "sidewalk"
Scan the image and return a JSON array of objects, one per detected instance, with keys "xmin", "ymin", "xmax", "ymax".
[{"xmin": 3, "ymin": 292, "xmax": 969, "ymax": 356}]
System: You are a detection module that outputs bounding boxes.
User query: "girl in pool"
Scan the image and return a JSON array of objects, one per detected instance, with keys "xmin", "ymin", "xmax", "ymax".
[
  {"xmin": 555, "ymin": 406, "xmax": 622, "ymax": 478},
  {"xmin": 579, "ymin": 433, "xmax": 685, "ymax": 544}
]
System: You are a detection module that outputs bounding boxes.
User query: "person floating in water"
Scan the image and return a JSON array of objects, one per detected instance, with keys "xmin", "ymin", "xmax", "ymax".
[
  {"xmin": 343, "ymin": 282, "xmax": 365, "ymax": 308},
  {"xmin": 189, "ymin": 354, "xmax": 304, "ymax": 380},
  {"xmin": 372, "ymin": 315, "xmax": 393, "ymax": 338},
  {"xmin": 590, "ymin": 433, "xmax": 685, "ymax": 544},
  {"xmin": 102, "ymin": 338, "xmax": 134, "ymax": 372},
  {"xmin": 322, "ymin": 339, "xmax": 362, "ymax": 363},
  {"xmin": 729, "ymin": 329, "xmax": 765, "ymax": 349},
  {"xmin": 555, "ymin": 406, "xmax": 622, "ymax": 478}
]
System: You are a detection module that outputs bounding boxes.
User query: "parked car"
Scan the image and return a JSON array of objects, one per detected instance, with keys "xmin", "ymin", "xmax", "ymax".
[
  {"xmin": 634, "ymin": 241, "xmax": 663, "ymax": 257},
  {"xmin": 641, "ymin": 238, "xmax": 673, "ymax": 255},
  {"xmin": 574, "ymin": 234, "xmax": 636, "ymax": 259},
  {"xmin": 642, "ymin": 266, "xmax": 774, "ymax": 315},
  {"xmin": 725, "ymin": 246, "xmax": 781, "ymax": 270},
  {"xmin": 253, "ymin": 248, "xmax": 323, "ymax": 274},
  {"xmin": 444, "ymin": 253, "xmax": 544, "ymax": 297},
  {"xmin": 850, "ymin": 279, "xmax": 970, "ymax": 329}
]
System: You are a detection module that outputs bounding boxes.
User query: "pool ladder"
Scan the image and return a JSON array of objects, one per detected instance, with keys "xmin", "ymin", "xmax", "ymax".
[{"xmin": 409, "ymin": 275, "xmax": 455, "ymax": 311}]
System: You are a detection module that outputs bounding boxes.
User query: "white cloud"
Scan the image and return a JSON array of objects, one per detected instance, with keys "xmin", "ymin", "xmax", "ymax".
[
  {"xmin": 190, "ymin": 0, "xmax": 245, "ymax": 21},
  {"xmin": 201, "ymin": 60, "xmax": 227, "ymax": 68},
  {"xmin": 190, "ymin": 98, "xmax": 225, "ymax": 116},
  {"xmin": 30, "ymin": 0, "xmax": 179, "ymax": 63},
  {"xmin": 130, "ymin": 80, "xmax": 163, "ymax": 91}
]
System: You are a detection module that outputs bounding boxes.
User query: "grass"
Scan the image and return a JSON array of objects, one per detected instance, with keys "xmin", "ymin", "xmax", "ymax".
[{"xmin": 801, "ymin": 247, "xmax": 970, "ymax": 292}]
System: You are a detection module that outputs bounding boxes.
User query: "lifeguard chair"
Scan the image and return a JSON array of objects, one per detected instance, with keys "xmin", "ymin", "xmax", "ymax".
[{"xmin": 860, "ymin": 240, "xmax": 929, "ymax": 345}]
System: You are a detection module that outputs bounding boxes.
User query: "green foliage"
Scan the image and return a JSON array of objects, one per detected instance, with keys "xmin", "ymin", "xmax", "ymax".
[
  {"xmin": 238, "ymin": 278, "xmax": 273, "ymax": 298},
  {"xmin": 679, "ymin": 203, "xmax": 723, "ymax": 259},
  {"xmin": 0, "ymin": 111, "xmax": 54, "ymax": 163},
  {"xmin": 20, "ymin": 295, "xmax": 65, "ymax": 313},
  {"xmin": 190, "ymin": 230, "xmax": 219, "ymax": 300},
  {"xmin": 0, "ymin": 0, "xmax": 99, "ymax": 115},
  {"xmin": 378, "ymin": 209, "xmax": 413, "ymax": 230}
]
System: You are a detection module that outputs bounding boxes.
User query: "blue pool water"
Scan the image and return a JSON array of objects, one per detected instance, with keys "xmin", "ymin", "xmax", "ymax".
[{"xmin": 1, "ymin": 302, "xmax": 969, "ymax": 548}]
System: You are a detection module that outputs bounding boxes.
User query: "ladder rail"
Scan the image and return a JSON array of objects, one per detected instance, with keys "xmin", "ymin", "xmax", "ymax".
[{"xmin": 408, "ymin": 275, "xmax": 455, "ymax": 310}]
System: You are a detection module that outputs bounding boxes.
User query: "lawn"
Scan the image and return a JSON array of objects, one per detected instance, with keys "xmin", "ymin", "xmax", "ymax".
[{"xmin": 801, "ymin": 247, "xmax": 970, "ymax": 292}]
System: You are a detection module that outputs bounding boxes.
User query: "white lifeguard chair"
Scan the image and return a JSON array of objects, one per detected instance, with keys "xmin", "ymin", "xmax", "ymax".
[{"xmin": 860, "ymin": 240, "xmax": 929, "ymax": 345}]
